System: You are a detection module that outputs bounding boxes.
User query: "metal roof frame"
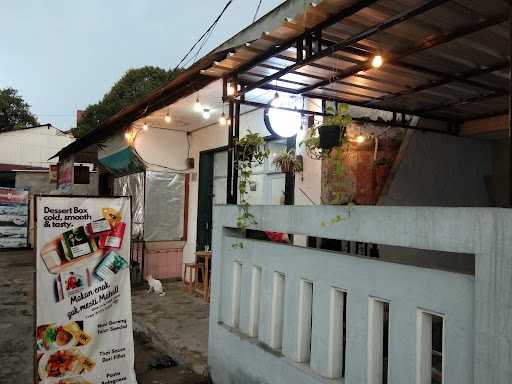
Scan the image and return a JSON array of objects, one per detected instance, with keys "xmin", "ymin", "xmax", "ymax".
[{"xmin": 218, "ymin": 0, "xmax": 509, "ymax": 126}]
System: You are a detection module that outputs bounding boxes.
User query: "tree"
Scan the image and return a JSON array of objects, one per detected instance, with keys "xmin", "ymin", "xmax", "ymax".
[
  {"xmin": 74, "ymin": 66, "xmax": 181, "ymax": 138},
  {"xmin": 0, "ymin": 88, "xmax": 39, "ymax": 132}
]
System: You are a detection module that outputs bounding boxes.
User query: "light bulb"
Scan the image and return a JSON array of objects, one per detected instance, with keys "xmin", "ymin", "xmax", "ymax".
[
  {"xmin": 356, "ymin": 134, "xmax": 365, "ymax": 144},
  {"xmin": 227, "ymin": 83, "xmax": 235, "ymax": 96},
  {"xmin": 124, "ymin": 132, "xmax": 131, "ymax": 141},
  {"xmin": 202, "ymin": 109, "xmax": 210, "ymax": 120},
  {"xmin": 226, "ymin": 118, "xmax": 231, "ymax": 126},
  {"xmin": 219, "ymin": 112, "xmax": 227, "ymax": 125},
  {"xmin": 271, "ymin": 91, "xmax": 280, "ymax": 107},
  {"xmin": 372, "ymin": 54, "xmax": 383, "ymax": 68},
  {"xmin": 165, "ymin": 113, "xmax": 171, "ymax": 123},
  {"xmin": 194, "ymin": 97, "xmax": 202, "ymax": 112},
  {"xmin": 142, "ymin": 122, "xmax": 148, "ymax": 131}
]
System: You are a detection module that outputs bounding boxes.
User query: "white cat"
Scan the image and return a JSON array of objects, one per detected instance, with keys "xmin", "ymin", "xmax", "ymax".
[{"xmin": 145, "ymin": 275, "xmax": 166, "ymax": 296}]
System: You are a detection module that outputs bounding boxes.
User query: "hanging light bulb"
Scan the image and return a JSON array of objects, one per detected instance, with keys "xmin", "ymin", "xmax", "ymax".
[
  {"xmin": 142, "ymin": 120, "xmax": 149, "ymax": 131},
  {"xmin": 372, "ymin": 54, "xmax": 383, "ymax": 68},
  {"xmin": 194, "ymin": 96, "xmax": 202, "ymax": 112},
  {"xmin": 165, "ymin": 109, "xmax": 171, "ymax": 123},
  {"xmin": 271, "ymin": 91, "xmax": 280, "ymax": 107},
  {"xmin": 226, "ymin": 117, "xmax": 231, "ymax": 126},
  {"xmin": 202, "ymin": 108, "xmax": 211, "ymax": 120},
  {"xmin": 356, "ymin": 134, "xmax": 366, "ymax": 144},
  {"xmin": 124, "ymin": 131, "xmax": 131, "ymax": 141},
  {"xmin": 227, "ymin": 83, "xmax": 235, "ymax": 96},
  {"xmin": 219, "ymin": 112, "xmax": 227, "ymax": 125}
]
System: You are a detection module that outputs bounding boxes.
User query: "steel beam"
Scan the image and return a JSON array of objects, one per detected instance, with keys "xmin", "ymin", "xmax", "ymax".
[
  {"xmin": 298, "ymin": 13, "xmax": 508, "ymax": 94},
  {"xmin": 412, "ymin": 91, "xmax": 507, "ymax": 114},
  {"xmin": 367, "ymin": 61, "xmax": 509, "ymax": 107},
  {"xmin": 238, "ymin": 99, "xmax": 455, "ymax": 135},
  {"xmin": 235, "ymin": 0, "xmax": 451, "ymax": 98},
  {"xmin": 231, "ymin": 0, "xmax": 378, "ymax": 81}
]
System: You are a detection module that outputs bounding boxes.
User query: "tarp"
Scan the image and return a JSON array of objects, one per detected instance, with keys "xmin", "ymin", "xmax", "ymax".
[
  {"xmin": 113, "ymin": 171, "xmax": 185, "ymax": 242},
  {"xmin": 113, "ymin": 172, "xmax": 145, "ymax": 239},
  {"xmin": 144, "ymin": 171, "xmax": 185, "ymax": 241}
]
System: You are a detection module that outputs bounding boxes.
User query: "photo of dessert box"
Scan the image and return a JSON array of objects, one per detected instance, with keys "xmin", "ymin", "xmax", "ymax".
[
  {"xmin": 93, "ymin": 250, "xmax": 128, "ymax": 281},
  {"xmin": 40, "ymin": 227, "xmax": 102, "ymax": 274}
]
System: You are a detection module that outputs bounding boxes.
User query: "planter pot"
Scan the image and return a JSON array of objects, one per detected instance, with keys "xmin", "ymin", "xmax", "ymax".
[{"xmin": 318, "ymin": 125, "xmax": 343, "ymax": 150}]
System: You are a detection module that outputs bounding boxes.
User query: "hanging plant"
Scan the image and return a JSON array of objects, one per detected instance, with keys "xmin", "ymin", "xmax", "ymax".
[
  {"xmin": 272, "ymin": 149, "xmax": 303, "ymax": 174},
  {"xmin": 301, "ymin": 103, "xmax": 352, "ymax": 160},
  {"xmin": 233, "ymin": 130, "xmax": 269, "ymax": 248}
]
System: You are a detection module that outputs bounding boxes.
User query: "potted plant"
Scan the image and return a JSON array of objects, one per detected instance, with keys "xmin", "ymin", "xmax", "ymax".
[
  {"xmin": 233, "ymin": 131, "xmax": 269, "ymax": 248},
  {"xmin": 318, "ymin": 103, "xmax": 352, "ymax": 150},
  {"xmin": 272, "ymin": 149, "xmax": 303, "ymax": 174},
  {"xmin": 235, "ymin": 130, "xmax": 268, "ymax": 163},
  {"xmin": 301, "ymin": 103, "xmax": 352, "ymax": 159}
]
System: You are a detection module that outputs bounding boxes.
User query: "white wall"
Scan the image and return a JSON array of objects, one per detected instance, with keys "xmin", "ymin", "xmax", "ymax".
[
  {"xmin": 116, "ymin": 105, "xmax": 324, "ymax": 263},
  {"xmin": 183, "ymin": 123, "xmax": 228, "ymax": 263},
  {"xmin": 134, "ymin": 128, "xmax": 189, "ymax": 171},
  {"xmin": 0, "ymin": 126, "xmax": 74, "ymax": 167},
  {"xmin": 209, "ymin": 205, "xmax": 512, "ymax": 384}
]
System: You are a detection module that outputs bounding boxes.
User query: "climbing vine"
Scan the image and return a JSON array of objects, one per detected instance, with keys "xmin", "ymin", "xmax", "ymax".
[{"xmin": 233, "ymin": 130, "xmax": 269, "ymax": 248}]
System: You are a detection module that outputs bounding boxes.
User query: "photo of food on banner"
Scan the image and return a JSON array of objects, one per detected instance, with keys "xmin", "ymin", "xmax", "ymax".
[
  {"xmin": 40, "ymin": 207, "xmax": 128, "ymax": 303},
  {"xmin": 36, "ymin": 321, "xmax": 95, "ymax": 382}
]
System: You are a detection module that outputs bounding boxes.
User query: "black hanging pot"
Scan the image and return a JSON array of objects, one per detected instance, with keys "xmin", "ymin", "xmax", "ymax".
[{"xmin": 318, "ymin": 125, "xmax": 344, "ymax": 150}]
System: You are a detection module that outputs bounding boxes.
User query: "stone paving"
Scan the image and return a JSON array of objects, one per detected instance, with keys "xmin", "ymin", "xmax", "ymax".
[{"xmin": 0, "ymin": 249, "xmax": 210, "ymax": 383}]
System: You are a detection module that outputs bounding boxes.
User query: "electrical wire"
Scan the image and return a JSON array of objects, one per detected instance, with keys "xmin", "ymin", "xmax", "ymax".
[
  {"xmin": 174, "ymin": 0, "xmax": 233, "ymax": 70},
  {"xmin": 252, "ymin": 0, "xmax": 263, "ymax": 22}
]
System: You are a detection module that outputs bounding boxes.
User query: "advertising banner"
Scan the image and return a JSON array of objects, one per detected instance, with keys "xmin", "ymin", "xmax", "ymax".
[
  {"xmin": 0, "ymin": 187, "xmax": 28, "ymax": 248},
  {"xmin": 57, "ymin": 156, "xmax": 74, "ymax": 193},
  {"xmin": 36, "ymin": 196, "xmax": 137, "ymax": 384}
]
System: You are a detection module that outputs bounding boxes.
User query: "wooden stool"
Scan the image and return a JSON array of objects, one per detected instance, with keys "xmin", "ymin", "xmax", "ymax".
[
  {"xmin": 183, "ymin": 263, "xmax": 196, "ymax": 292},
  {"xmin": 195, "ymin": 263, "xmax": 206, "ymax": 297}
]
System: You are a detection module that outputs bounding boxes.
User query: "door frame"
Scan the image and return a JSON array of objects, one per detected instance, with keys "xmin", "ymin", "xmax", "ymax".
[{"xmin": 196, "ymin": 146, "xmax": 229, "ymax": 251}]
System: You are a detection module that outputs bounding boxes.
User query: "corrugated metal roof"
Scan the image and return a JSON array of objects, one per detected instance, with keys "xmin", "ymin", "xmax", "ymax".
[{"xmin": 204, "ymin": 0, "xmax": 510, "ymax": 122}]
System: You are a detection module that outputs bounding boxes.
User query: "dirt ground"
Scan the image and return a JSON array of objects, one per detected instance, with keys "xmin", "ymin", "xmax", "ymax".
[
  {"xmin": 134, "ymin": 331, "xmax": 208, "ymax": 384},
  {"xmin": 0, "ymin": 249, "xmax": 209, "ymax": 384},
  {"xmin": 132, "ymin": 280, "xmax": 210, "ymax": 376}
]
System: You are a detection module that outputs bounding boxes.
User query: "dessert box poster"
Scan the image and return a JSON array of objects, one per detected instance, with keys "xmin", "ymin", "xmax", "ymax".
[{"xmin": 36, "ymin": 196, "xmax": 137, "ymax": 384}]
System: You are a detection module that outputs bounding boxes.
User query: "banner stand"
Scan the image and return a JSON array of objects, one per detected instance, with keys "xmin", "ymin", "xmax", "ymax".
[{"xmin": 34, "ymin": 195, "xmax": 137, "ymax": 384}]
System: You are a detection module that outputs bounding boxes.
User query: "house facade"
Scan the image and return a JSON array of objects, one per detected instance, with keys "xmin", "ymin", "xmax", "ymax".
[{"xmin": 53, "ymin": 0, "xmax": 511, "ymax": 382}]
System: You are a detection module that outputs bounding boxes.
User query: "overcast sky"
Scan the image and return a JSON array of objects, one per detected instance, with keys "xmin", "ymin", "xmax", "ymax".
[{"xmin": 1, "ymin": 0, "xmax": 285, "ymax": 130}]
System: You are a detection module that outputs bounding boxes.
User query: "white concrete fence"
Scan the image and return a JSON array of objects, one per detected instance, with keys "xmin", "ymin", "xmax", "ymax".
[{"xmin": 208, "ymin": 205, "xmax": 512, "ymax": 384}]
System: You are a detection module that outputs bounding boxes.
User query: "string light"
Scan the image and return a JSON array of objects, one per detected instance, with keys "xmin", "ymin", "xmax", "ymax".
[
  {"xmin": 165, "ymin": 109, "xmax": 171, "ymax": 123},
  {"xmin": 194, "ymin": 96, "xmax": 202, "ymax": 112},
  {"xmin": 124, "ymin": 132, "xmax": 131, "ymax": 141},
  {"xmin": 142, "ymin": 120, "xmax": 149, "ymax": 131},
  {"xmin": 202, "ymin": 109, "xmax": 211, "ymax": 119},
  {"xmin": 219, "ymin": 112, "xmax": 227, "ymax": 125},
  {"xmin": 372, "ymin": 54, "xmax": 383, "ymax": 68},
  {"xmin": 356, "ymin": 134, "xmax": 366, "ymax": 144}
]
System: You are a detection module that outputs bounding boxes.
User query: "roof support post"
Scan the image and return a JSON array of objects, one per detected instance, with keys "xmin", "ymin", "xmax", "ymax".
[
  {"xmin": 509, "ymin": 6, "xmax": 512, "ymax": 207},
  {"xmin": 226, "ymin": 100, "xmax": 236, "ymax": 204}
]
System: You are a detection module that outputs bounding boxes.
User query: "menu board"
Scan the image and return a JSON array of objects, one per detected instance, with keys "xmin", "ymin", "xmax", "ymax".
[
  {"xmin": 0, "ymin": 187, "xmax": 28, "ymax": 248},
  {"xmin": 36, "ymin": 196, "xmax": 137, "ymax": 384}
]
